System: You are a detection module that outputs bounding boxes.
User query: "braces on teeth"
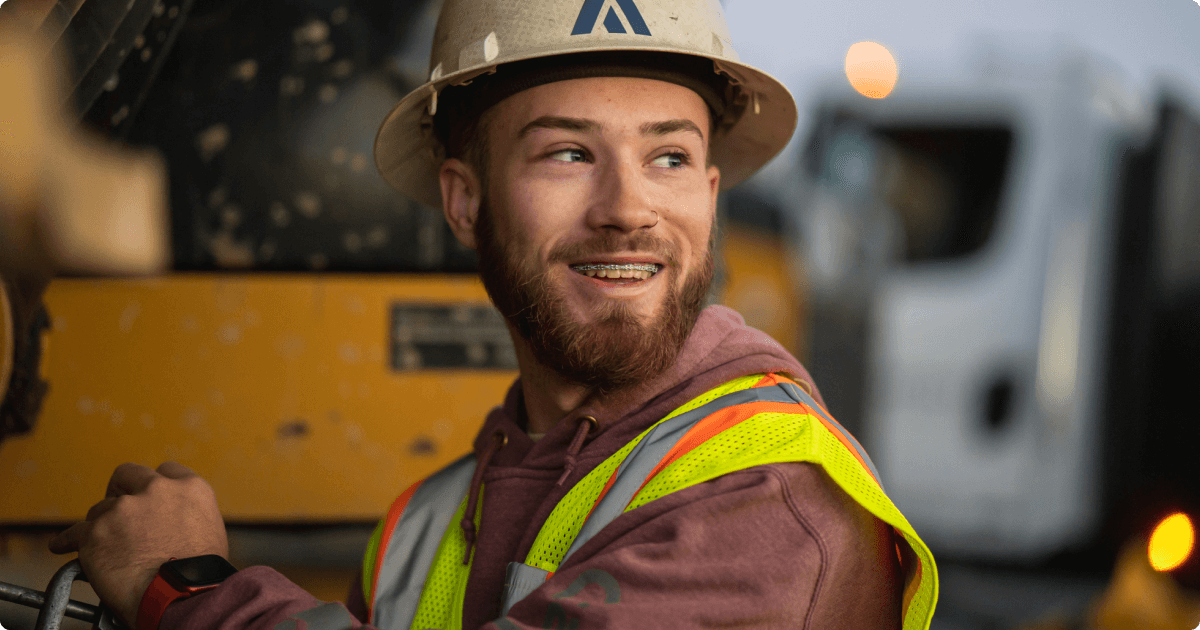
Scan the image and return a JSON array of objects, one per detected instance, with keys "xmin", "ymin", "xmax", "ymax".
[{"xmin": 572, "ymin": 264, "xmax": 660, "ymax": 272}]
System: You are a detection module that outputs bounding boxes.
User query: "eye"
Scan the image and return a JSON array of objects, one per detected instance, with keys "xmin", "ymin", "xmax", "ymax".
[
  {"xmin": 651, "ymin": 152, "xmax": 688, "ymax": 169},
  {"xmin": 548, "ymin": 148, "xmax": 588, "ymax": 163}
]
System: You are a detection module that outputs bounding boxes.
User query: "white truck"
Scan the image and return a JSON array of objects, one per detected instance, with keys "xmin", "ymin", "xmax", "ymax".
[{"xmin": 787, "ymin": 47, "xmax": 1200, "ymax": 566}]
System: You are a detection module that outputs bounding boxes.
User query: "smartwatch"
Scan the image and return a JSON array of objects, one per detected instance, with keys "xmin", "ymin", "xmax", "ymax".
[{"xmin": 136, "ymin": 555, "xmax": 238, "ymax": 630}]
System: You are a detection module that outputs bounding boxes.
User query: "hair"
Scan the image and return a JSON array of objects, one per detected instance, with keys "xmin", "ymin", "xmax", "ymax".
[{"xmin": 444, "ymin": 104, "xmax": 493, "ymax": 194}]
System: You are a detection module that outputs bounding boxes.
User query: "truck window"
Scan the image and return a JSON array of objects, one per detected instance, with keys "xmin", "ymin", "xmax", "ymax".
[{"xmin": 804, "ymin": 112, "xmax": 1014, "ymax": 263}]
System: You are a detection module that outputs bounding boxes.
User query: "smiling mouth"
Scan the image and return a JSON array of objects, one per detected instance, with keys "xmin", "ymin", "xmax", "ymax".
[{"xmin": 569, "ymin": 263, "xmax": 662, "ymax": 283}]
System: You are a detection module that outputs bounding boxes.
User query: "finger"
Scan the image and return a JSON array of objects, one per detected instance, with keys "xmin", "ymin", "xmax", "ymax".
[
  {"xmin": 48, "ymin": 521, "xmax": 90, "ymax": 554},
  {"xmin": 155, "ymin": 461, "xmax": 196, "ymax": 480},
  {"xmin": 85, "ymin": 497, "xmax": 118, "ymax": 522},
  {"xmin": 105, "ymin": 462, "xmax": 158, "ymax": 497}
]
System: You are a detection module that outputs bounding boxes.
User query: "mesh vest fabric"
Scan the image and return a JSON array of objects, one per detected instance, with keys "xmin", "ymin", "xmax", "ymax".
[
  {"xmin": 523, "ymin": 373, "xmax": 766, "ymax": 572},
  {"xmin": 406, "ymin": 488, "xmax": 481, "ymax": 630},
  {"xmin": 366, "ymin": 454, "xmax": 478, "ymax": 629},
  {"xmin": 367, "ymin": 373, "xmax": 938, "ymax": 630}
]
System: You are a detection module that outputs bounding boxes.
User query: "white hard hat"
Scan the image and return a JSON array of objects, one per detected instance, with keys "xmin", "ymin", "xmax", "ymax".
[{"xmin": 373, "ymin": 0, "xmax": 797, "ymax": 209}]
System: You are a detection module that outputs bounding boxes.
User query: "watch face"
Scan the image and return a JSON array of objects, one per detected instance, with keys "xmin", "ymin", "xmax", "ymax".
[{"xmin": 161, "ymin": 555, "xmax": 239, "ymax": 590}]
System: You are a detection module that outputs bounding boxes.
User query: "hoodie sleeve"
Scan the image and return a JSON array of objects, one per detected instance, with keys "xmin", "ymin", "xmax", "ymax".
[
  {"xmin": 156, "ymin": 565, "xmax": 369, "ymax": 630},
  {"xmin": 154, "ymin": 517, "xmax": 370, "ymax": 629},
  {"xmin": 487, "ymin": 462, "xmax": 903, "ymax": 630}
]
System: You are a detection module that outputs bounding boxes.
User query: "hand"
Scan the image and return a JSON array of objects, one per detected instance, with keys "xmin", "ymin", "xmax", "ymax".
[{"xmin": 48, "ymin": 462, "xmax": 229, "ymax": 628}]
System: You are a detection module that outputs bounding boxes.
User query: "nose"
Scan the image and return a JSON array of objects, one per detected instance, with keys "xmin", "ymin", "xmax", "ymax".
[{"xmin": 585, "ymin": 158, "xmax": 659, "ymax": 233}]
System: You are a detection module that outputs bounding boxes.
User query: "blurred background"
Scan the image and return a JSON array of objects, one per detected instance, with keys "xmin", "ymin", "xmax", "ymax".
[{"xmin": 0, "ymin": 0, "xmax": 1197, "ymax": 628}]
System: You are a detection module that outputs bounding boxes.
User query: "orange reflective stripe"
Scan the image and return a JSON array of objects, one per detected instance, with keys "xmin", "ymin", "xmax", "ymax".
[
  {"xmin": 900, "ymin": 541, "xmax": 923, "ymax": 617},
  {"xmin": 582, "ymin": 374, "xmax": 784, "ymax": 529},
  {"xmin": 752, "ymin": 373, "xmax": 777, "ymax": 388},
  {"xmin": 754, "ymin": 372, "xmax": 818, "ymax": 399},
  {"xmin": 760, "ymin": 374, "xmax": 882, "ymax": 487},
  {"xmin": 586, "ymin": 466, "xmax": 623, "ymax": 522},
  {"xmin": 593, "ymin": 373, "xmax": 881, "ymax": 533},
  {"xmin": 370, "ymin": 478, "xmax": 424, "ymax": 610},
  {"xmin": 757, "ymin": 373, "xmax": 829, "ymax": 412},
  {"xmin": 633, "ymin": 397, "xmax": 881, "ymax": 499},
  {"xmin": 629, "ymin": 400, "xmax": 804, "ymax": 498},
  {"xmin": 904, "ymin": 561, "xmax": 922, "ymax": 615}
]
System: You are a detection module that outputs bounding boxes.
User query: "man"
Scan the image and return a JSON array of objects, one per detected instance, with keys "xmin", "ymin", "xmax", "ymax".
[{"xmin": 49, "ymin": 0, "xmax": 938, "ymax": 628}]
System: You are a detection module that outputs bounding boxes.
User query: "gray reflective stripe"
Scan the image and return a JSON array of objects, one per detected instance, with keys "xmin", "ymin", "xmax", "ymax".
[
  {"xmin": 372, "ymin": 454, "xmax": 475, "ymax": 630},
  {"xmin": 558, "ymin": 385, "xmax": 800, "ymax": 566},
  {"xmin": 500, "ymin": 561, "xmax": 551, "ymax": 617},
  {"xmin": 777, "ymin": 381, "xmax": 884, "ymax": 490},
  {"xmin": 274, "ymin": 602, "xmax": 357, "ymax": 630},
  {"xmin": 492, "ymin": 618, "xmax": 522, "ymax": 630}
]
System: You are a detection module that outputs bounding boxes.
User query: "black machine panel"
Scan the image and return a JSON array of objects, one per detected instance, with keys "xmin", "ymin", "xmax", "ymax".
[{"xmin": 78, "ymin": 0, "xmax": 477, "ymax": 273}]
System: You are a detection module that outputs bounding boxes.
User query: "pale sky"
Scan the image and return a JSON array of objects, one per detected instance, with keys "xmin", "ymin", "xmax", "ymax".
[{"xmin": 724, "ymin": 0, "xmax": 1200, "ymax": 184}]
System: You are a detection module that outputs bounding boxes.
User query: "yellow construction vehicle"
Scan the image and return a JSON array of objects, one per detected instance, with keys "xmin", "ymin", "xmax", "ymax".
[{"xmin": 0, "ymin": 1, "xmax": 807, "ymax": 627}]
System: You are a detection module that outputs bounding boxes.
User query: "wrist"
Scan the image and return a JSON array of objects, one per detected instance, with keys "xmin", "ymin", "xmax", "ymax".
[{"xmin": 136, "ymin": 555, "xmax": 238, "ymax": 630}]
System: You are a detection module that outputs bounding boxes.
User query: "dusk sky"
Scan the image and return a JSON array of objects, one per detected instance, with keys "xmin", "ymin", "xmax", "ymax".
[{"xmin": 723, "ymin": 0, "xmax": 1200, "ymax": 181}]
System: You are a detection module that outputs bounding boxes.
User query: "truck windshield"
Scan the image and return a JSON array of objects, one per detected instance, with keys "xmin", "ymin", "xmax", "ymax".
[{"xmin": 803, "ymin": 112, "xmax": 1014, "ymax": 263}]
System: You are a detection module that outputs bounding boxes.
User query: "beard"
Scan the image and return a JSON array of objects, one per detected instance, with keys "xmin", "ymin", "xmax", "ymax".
[{"xmin": 474, "ymin": 199, "xmax": 714, "ymax": 394}]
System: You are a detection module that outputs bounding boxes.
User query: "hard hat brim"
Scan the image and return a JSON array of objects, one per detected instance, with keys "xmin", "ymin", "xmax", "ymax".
[{"xmin": 373, "ymin": 45, "xmax": 797, "ymax": 210}]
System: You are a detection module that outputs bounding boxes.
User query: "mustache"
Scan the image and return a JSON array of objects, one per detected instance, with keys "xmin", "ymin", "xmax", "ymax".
[{"xmin": 547, "ymin": 231, "xmax": 681, "ymax": 268}]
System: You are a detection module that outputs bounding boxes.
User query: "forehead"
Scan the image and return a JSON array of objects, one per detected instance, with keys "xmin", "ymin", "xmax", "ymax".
[{"xmin": 487, "ymin": 76, "xmax": 711, "ymax": 138}]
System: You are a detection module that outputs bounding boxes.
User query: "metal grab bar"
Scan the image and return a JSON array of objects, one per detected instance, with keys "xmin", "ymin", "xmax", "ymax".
[{"xmin": 0, "ymin": 559, "xmax": 126, "ymax": 630}]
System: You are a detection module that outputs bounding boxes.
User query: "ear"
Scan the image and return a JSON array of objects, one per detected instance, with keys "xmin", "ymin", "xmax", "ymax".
[
  {"xmin": 706, "ymin": 164, "xmax": 721, "ymax": 216},
  {"xmin": 439, "ymin": 158, "xmax": 482, "ymax": 250}
]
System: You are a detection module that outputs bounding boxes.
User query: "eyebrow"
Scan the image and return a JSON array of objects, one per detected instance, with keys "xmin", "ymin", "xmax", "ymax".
[
  {"xmin": 640, "ymin": 119, "xmax": 706, "ymax": 142},
  {"xmin": 517, "ymin": 116, "xmax": 706, "ymax": 142},
  {"xmin": 518, "ymin": 116, "xmax": 601, "ymax": 138}
]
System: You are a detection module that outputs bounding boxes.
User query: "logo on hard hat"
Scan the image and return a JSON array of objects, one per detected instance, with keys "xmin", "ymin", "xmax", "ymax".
[{"xmin": 571, "ymin": 0, "xmax": 652, "ymax": 36}]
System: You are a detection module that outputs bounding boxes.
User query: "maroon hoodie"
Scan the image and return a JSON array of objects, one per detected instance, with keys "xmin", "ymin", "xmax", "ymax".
[{"xmin": 162, "ymin": 305, "xmax": 902, "ymax": 629}]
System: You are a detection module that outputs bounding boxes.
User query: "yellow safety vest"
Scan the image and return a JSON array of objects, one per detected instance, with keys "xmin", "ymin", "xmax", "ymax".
[{"xmin": 362, "ymin": 373, "xmax": 938, "ymax": 630}]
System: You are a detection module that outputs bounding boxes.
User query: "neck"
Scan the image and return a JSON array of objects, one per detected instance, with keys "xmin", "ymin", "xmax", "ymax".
[{"xmin": 509, "ymin": 333, "xmax": 593, "ymax": 435}]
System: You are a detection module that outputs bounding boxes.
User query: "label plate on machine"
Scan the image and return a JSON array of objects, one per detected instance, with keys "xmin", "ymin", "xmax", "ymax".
[{"xmin": 390, "ymin": 304, "xmax": 517, "ymax": 370}]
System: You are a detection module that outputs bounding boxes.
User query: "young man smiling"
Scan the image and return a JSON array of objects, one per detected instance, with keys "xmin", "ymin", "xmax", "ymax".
[
  {"xmin": 50, "ymin": 0, "xmax": 938, "ymax": 628},
  {"xmin": 453, "ymin": 76, "xmax": 719, "ymax": 419}
]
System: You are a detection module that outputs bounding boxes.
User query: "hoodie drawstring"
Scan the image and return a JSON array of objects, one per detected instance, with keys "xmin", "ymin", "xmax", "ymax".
[
  {"xmin": 461, "ymin": 429, "xmax": 507, "ymax": 564},
  {"xmin": 557, "ymin": 415, "xmax": 598, "ymax": 486}
]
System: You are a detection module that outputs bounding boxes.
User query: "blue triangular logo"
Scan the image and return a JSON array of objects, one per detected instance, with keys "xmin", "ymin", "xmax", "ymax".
[{"xmin": 571, "ymin": 0, "xmax": 652, "ymax": 36}]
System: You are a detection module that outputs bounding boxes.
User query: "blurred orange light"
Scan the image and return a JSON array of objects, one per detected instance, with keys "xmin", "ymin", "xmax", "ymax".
[
  {"xmin": 1148, "ymin": 512, "xmax": 1195, "ymax": 572},
  {"xmin": 844, "ymin": 41, "xmax": 898, "ymax": 99}
]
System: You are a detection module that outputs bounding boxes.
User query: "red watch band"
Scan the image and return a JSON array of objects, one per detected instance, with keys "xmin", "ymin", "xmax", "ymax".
[{"xmin": 136, "ymin": 566, "xmax": 220, "ymax": 630}]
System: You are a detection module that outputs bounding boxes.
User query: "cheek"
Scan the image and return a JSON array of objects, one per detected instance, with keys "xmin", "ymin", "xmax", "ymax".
[
  {"xmin": 506, "ymin": 181, "xmax": 589, "ymax": 256},
  {"xmin": 670, "ymin": 189, "xmax": 716, "ymax": 263}
]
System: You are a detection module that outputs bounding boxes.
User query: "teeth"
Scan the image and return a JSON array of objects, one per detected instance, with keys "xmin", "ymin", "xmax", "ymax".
[
  {"xmin": 571, "ymin": 263, "xmax": 661, "ymax": 281},
  {"xmin": 572, "ymin": 263, "xmax": 659, "ymax": 272}
]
